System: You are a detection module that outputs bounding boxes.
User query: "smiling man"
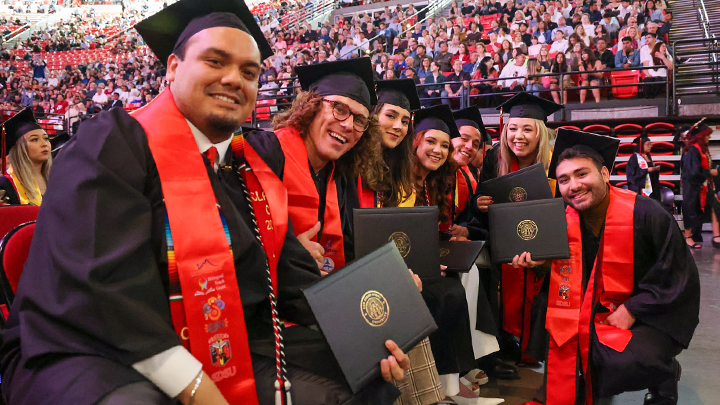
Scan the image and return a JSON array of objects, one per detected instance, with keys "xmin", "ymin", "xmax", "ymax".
[
  {"xmin": 0, "ymin": 1, "xmax": 407, "ymax": 405},
  {"xmin": 514, "ymin": 130, "xmax": 700, "ymax": 405}
]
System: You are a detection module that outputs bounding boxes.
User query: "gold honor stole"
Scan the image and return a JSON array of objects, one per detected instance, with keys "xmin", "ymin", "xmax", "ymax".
[
  {"xmin": 276, "ymin": 126, "xmax": 346, "ymax": 272},
  {"xmin": 132, "ymin": 89, "xmax": 260, "ymax": 404},
  {"xmin": 545, "ymin": 186, "xmax": 636, "ymax": 405},
  {"xmin": 9, "ymin": 172, "xmax": 41, "ymax": 206}
]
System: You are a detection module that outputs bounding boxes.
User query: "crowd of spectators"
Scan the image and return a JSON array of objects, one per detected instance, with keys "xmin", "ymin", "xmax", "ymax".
[{"xmin": 253, "ymin": 0, "xmax": 675, "ymax": 107}]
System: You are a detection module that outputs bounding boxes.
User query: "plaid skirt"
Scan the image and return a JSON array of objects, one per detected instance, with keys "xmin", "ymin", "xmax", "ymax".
[{"xmin": 392, "ymin": 338, "xmax": 445, "ymax": 405}]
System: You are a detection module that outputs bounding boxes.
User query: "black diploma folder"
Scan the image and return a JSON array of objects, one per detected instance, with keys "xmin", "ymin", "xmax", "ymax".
[
  {"xmin": 353, "ymin": 207, "xmax": 441, "ymax": 280},
  {"xmin": 302, "ymin": 242, "xmax": 438, "ymax": 393},
  {"xmin": 488, "ymin": 198, "xmax": 570, "ymax": 264},
  {"xmin": 478, "ymin": 162, "xmax": 553, "ymax": 203},
  {"xmin": 439, "ymin": 240, "xmax": 486, "ymax": 272}
]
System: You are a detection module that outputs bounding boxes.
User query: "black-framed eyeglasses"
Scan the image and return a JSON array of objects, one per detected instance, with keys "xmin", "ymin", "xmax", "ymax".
[{"xmin": 322, "ymin": 99, "xmax": 370, "ymax": 132}]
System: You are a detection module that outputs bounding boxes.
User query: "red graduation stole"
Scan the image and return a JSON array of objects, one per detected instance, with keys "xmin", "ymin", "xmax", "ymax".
[
  {"xmin": 454, "ymin": 165, "xmax": 477, "ymax": 218},
  {"xmin": 694, "ymin": 144, "xmax": 710, "ymax": 212},
  {"xmin": 545, "ymin": 186, "xmax": 635, "ymax": 405},
  {"xmin": 356, "ymin": 174, "xmax": 377, "ymax": 208},
  {"xmin": 276, "ymin": 126, "xmax": 346, "ymax": 271},
  {"xmin": 132, "ymin": 89, "xmax": 259, "ymax": 404},
  {"xmin": 500, "ymin": 159, "xmax": 546, "ymax": 363}
]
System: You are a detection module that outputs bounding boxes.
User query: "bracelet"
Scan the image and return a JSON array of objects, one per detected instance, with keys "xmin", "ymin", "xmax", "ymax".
[{"xmin": 188, "ymin": 369, "xmax": 203, "ymax": 405}]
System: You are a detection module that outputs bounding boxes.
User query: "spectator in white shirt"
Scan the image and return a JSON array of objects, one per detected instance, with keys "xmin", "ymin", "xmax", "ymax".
[
  {"xmin": 92, "ymin": 90, "xmax": 108, "ymax": 105},
  {"xmin": 549, "ymin": 31, "xmax": 569, "ymax": 54},
  {"xmin": 499, "ymin": 53, "xmax": 528, "ymax": 90}
]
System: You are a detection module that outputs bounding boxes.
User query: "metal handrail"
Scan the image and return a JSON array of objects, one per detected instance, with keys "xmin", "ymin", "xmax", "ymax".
[
  {"xmin": 338, "ymin": 0, "xmax": 450, "ymax": 59},
  {"xmin": 2, "ymin": 23, "xmax": 30, "ymax": 42},
  {"xmin": 280, "ymin": 0, "xmax": 338, "ymax": 31}
]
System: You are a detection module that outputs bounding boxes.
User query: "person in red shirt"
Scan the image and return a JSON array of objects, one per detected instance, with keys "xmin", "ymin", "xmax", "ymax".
[{"xmin": 53, "ymin": 94, "xmax": 69, "ymax": 114}]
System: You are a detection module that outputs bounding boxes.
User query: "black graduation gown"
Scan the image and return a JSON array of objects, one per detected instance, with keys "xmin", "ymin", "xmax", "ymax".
[
  {"xmin": 626, "ymin": 153, "xmax": 660, "ymax": 201},
  {"xmin": 454, "ymin": 167, "xmax": 488, "ymax": 241},
  {"xmin": 528, "ymin": 196, "xmax": 700, "ymax": 398},
  {"xmin": 0, "ymin": 175, "xmax": 20, "ymax": 205},
  {"xmin": 681, "ymin": 146, "xmax": 715, "ymax": 233},
  {"xmin": 0, "ymin": 109, "xmax": 399, "ymax": 405}
]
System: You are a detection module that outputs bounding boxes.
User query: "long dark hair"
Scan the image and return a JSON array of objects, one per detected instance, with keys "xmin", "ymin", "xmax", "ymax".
[
  {"xmin": 479, "ymin": 56, "xmax": 493, "ymax": 78},
  {"xmin": 551, "ymin": 51, "xmax": 568, "ymax": 73},
  {"xmin": 412, "ymin": 130, "xmax": 456, "ymax": 223},
  {"xmin": 370, "ymin": 102, "xmax": 415, "ymax": 207},
  {"xmin": 580, "ymin": 48, "xmax": 597, "ymax": 70}
]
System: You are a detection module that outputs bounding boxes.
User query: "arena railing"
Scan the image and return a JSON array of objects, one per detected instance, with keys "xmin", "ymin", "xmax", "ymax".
[
  {"xmin": 2, "ymin": 23, "xmax": 31, "ymax": 42},
  {"xmin": 338, "ymin": 0, "xmax": 452, "ymax": 60},
  {"xmin": 280, "ymin": 0, "xmax": 339, "ymax": 31},
  {"xmin": 0, "ymin": 110, "xmax": 68, "ymax": 136},
  {"xmin": 671, "ymin": 37, "xmax": 720, "ymax": 114}
]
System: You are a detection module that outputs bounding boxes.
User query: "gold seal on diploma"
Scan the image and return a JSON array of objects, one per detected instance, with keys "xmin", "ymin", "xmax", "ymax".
[
  {"xmin": 388, "ymin": 232, "xmax": 411, "ymax": 257},
  {"xmin": 509, "ymin": 186, "xmax": 528, "ymax": 202},
  {"xmin": 361, "ymin": 291, "xmax": 390, "ymax": 327},
  {"xmin": 517, "ymin": 220, "xmax": 538, "ymax": 240},
  {"xmin": 440, "ymin": 248, "xmax": 450, "ymax": 257}
]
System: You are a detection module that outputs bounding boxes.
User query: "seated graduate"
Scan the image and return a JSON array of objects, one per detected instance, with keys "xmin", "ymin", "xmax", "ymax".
[
  {"xmin": 626, "ymin": 135, "xmax": 661, "ymax": 201},
  {"xmin": 448, "ymin": 106, "xmax": 487, "ymax": 241},
  {"xmin": 271, "ymin": 57, "xmax": 385, "ymax": 272},
  {"xmin": 514, "ymin": 131, "xmax": 700, "ymax": 405},
  {"xmin": 0, "ymin": 107, "xmax": 52, "ymax": 206},
  {"xmin": 356, "ymin": 79, "xmax": 418, "ymax": 210},
  {"xmin": 356, "ymin": 79, "xmax": 447, "ymax": 405},
  {"xmin": 410, "ymin": 105, "xmax": 477, "ymax": 400},
  {"xmin": 471, "ymin": 92, "xmax": 563, "ymax": 367},
  {"xmin": 0, "ymin": 1, "xmax": 408, "ymax": 405}
]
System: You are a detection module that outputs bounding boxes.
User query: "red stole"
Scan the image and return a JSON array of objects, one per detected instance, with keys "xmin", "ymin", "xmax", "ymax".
[
  {"xmin": 357, "ymin": 174, "xmax": 377, "ymax": 208},
  {"xmin": 545, "ymin": 187, "xmax": 635, "ymax": 405},
  {"xmin": 454, "ymin": 166, "xmax": 476, "ymax": 218},
  {"xmin": 694, "ymin": 144, "xmax": 710, "ymax": 211},
  {"xmin": 132, "ymin": 89, "xmax": 258, "ymax": 404},
  {"xmin": 276, "ymin": 127, "xmax": 346, "ymax": 271}
]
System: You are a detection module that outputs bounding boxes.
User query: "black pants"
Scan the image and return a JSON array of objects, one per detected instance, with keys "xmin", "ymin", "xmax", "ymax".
[{"xmin": 641, "ymin": 77, "xmax": 665, "ymax": 99}]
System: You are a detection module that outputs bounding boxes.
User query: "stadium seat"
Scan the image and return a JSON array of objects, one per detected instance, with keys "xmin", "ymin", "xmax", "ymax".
[
  {"xmin": 651, "ymin": 141, "xmax": 676, "ymax": 155},
  {"xmin": 0, "ymin": 221, "xmax": 36, "ymax": 317},
  {"xmin": 487, "ymin": 127, "xmax": 499, "ymax": 140},
  {"xmin": 0, "ymin": 205, "xmax": 39, "ymax": 242},
  {"xmin": 645, "ymin": 122, "xmax": 675, "ymax": 137},
  {"xmin": 557, "ymin": 125, "xmax": 581, "ymax": 131},
  {"xmin": 255, "ymin": 99, "xmax": 277, "ymax": 121},
  {"xmin": 617, "ymin": 142, "xmax": 637, "ymax": 156},
  {"xmin": 614, "ymin": 123, "xmax": 643, "ymax": 138},
  {"xmin": 583, "ymin": 124, "xmax": 612, "ymax": 136},
  {"xmin": 611, "ymin": 70, "xmax": 641, "ymax": 98}
]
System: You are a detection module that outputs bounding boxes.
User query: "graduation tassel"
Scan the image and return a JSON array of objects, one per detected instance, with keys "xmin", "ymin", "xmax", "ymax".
[
  {"xmin": 498, "ymin": 107, "xmax": 503, "ymax": 136},
  {"xmin": 1, "ymin": 125, "xmax": 6, "ymax": 176}
]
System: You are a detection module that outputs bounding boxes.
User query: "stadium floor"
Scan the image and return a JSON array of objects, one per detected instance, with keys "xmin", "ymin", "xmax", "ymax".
[{"xmin": 476, "ymin": 233, "xmax": 720, "ymax": 405}]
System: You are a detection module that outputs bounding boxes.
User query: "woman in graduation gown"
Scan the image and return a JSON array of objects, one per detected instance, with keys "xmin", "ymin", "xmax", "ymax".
[
  {"xmin": 410, "ymin": 105, "xmax": 477, "ymax": 399},
  {"xmin": 357, "ymin": 79, "xmax": 446, "ymax": 405},
  {"xmin": 626, "ymin": 135, "xmax": 661, "ymax": 201},
  {"xmin": 470, "ymin": 92, "xmax": 563, "ymax": 366},
  {"xmin": 681, "ymin": 122, "xmax": 720, "ymax": 248},
  {"xmin": 0, "ymin": 107, "xmax": 52, "ymax": 206},
  {"xmin": 272, "ymin": 58, "xmax": 385, "ymax": 272}
]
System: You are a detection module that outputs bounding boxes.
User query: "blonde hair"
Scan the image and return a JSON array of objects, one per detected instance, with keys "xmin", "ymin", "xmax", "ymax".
[
  {"xmin": 8, "ymin": 133, "xmax": 52, "ymax": 203},
  {"xmin": 497, "ymin": 118, "xmax": 555, "ymax": 177}
]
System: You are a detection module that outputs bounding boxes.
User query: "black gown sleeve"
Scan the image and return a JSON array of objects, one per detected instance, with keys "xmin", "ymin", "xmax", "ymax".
[
  {"xmin": 625, "ymin": 154, "xmax": 645, "ymax": 193},
  {"xmin": 0, "ymin": 175, "xmax": 20, "ymax": 205},
  {"xmin": 681, "ymin": 147, "xmax": 710, "ymax": 187},
  {"xmin": 623, "ymin": 197, "xmax": 701, "ymax": 348},
  {"xmin": 5, "ymin": 108, "xmax": 179, "ymax": 366}
]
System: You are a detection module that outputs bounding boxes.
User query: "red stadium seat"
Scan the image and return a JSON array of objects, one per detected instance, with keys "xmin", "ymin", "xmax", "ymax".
[
  {"xmin": 611, "ymin": 70, "xmax": 641, "ymax": 98},
  {"xmin": 0, "ymin": 221, "xmax": 36, "ymax": 315},
  {"xmin": 655, "ymin": 161, "xmax": 676, "ymax": 174},
  {"xmin": 583, "ymin": 124, "xmax": 612, "ymax": 136},
  {"xmin": 557, "ymin": 125, "xmax": 581, "ymax": 131},
  {"xmin": 645, "ymin": 122, "xmax": 675, "ymax": 137},
  {"xmin": 617, "ymin": 141, "xmax": 637, "ymax": 156},
  {"xmin": 487, "ymin": 127, "xmax": 499, "ymax": 140},
  {"xmin": 255, "ymin": 99, "xmax": 277, "ymax": 121},
  {"xmin": 614, "ymin": 161, "xmax": 628, "ymax": 174},
  {"xmin": 0, "ymin": 205, "xmax": 39, "ymax": 242},
  {"xmin": 651, "ymin": 141, "xmax": 676, "ymax": 155},
  {"xmin": 614, "ymin": 123, "xmax": 643, "ymax": 138}
]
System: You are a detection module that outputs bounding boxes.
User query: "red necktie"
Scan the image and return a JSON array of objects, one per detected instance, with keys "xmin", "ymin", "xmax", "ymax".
[{"xmin": 204, "ymin": 146, "xmax": 218, "ymax": 169}]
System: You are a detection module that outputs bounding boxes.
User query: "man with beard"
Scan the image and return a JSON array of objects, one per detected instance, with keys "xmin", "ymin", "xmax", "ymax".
[
  {"xmin": 514, "ymin": 130, "xmax": 700, "ymax": 405},
  {"xmin": 0, "ymin": 0, "xmax": 408, "ymax": 404}
]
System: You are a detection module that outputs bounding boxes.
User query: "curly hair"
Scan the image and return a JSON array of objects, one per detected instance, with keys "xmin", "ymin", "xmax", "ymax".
[
  {"xmin": 272, "ymin": 91, "xmax": 384, "ymax": 188},
  {"xmin": 412, "ymin": 130, "xmax": 457, "ymax": 223},
  {"xmin": 370, "ymin": 102, "xmax": 415, "ymax": 207}
]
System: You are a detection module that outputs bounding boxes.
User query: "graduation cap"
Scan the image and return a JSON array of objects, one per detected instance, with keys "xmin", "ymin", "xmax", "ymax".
[
  {"xmin": 50, "ymin": 132, "xmax": 71, "ymax": 155},
  {"xmin": 496, "ymin": 92, "xmax": 563, "ymax": 123},
  {"xmin": 548, "ymin": 128, "xmax": 621, "ymax": 179},
  {"xmin": 134, "ymin": 0, "xmax": 273, "ymax": 67},
  {"xmin": 413, "ymin": 105, "xmax": 461, "ymax": 139},
  {"xmin": 2, "ymin": 108, "xmax": 44, "ymax": 174},
  {"xmin": 452, "ymin": 106, "xmax": 487, "ymax": 141},
  {"xmin": 295, "ymin": 58, "xmax": 377, "ymax": 110},
  {"xmin": 376, "ymin": 79, "xmax": 421, "ymax": 112}
]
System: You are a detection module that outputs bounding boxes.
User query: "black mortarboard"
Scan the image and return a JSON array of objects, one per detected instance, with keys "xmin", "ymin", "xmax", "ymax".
[
  {"xmin": 3, "ymin": 108, "xmax": 42, "ymax": 154},
  {"xmin": 688, "ymin": 122, "xmax": 712, "ymax": 139},
  {"xmin": 376, "ymin": 79, "xmax": 421, "ymax": 112},
  {"xmin": 413, "ymin": 105, "xmax": 461, "ymax": 139},
  {"xmin": 135, "ymin": 0, "xmax": 273, "ymax": 66},
  {"xmin": 496, "ymin": 92, "xmax": 563, "ymax": 122},
  {"xmin": 453, "ymin": 107, "xmax": 487, "ymax": 140},
  {"xmin": 295, "ymin": 58, "xmax": 377, "ymax": 110},
  {"xmin": 548, "ymin": 128, "xmax": 620, "ymax": 179},
  {"xmin": 50, "ymin": 132, "xmax": 71, "ymax": 154}
]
